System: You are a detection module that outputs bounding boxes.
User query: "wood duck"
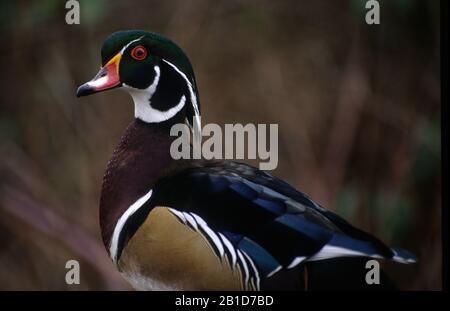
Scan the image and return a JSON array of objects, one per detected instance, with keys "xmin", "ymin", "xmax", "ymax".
[{"xmin": 76, "ymin": 30, "xmax": 416, "ymax": 291}]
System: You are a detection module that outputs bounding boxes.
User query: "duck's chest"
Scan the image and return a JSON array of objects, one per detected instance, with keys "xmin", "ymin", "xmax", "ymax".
[{"xmin": 99, "ymin": 120, "xmax": 175, "ymax": 255}]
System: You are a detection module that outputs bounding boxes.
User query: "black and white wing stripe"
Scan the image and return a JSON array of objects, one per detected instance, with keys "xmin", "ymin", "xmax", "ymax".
[{"xmin": 168, "ymin": 208, "xmax": 260, "ymax": 290}]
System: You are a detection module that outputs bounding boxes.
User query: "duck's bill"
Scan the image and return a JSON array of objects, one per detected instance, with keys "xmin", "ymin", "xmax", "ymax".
[{"xmin": 76, "ymin": 53, "xmax": 122, "ymax": 97}]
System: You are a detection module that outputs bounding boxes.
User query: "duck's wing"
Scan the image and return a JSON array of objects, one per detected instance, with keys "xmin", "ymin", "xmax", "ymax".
[{"xmin": 116, "ymin": 160, "xmax": 416, "ymax": 290}]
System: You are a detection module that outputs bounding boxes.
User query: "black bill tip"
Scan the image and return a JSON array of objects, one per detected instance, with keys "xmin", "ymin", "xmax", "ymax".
[{"xmin": 76, "ymin": 84, "xmax": 94, "ymax": 97}]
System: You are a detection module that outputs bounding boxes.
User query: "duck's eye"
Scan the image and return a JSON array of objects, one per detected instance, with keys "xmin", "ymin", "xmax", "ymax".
[{"xmin": 131, "ymin": 45, "xmax": 148, "ymax": 61}]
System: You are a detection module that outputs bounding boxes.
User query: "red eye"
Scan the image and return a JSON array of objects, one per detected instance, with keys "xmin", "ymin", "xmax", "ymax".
[{"xmin": 131, "ymin": 45, "xmax": 148, "ymax": 61}]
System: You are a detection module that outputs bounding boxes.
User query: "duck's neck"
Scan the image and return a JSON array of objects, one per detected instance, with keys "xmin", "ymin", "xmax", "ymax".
[{"xmin": 99, "ymin": 118, "xmax": 177, "ymax": 249}]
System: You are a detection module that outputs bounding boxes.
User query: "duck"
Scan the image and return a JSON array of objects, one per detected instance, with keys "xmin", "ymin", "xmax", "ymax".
[{"xmin": 76, "ymin": 30, "xmax": 416, "ymax": 291}]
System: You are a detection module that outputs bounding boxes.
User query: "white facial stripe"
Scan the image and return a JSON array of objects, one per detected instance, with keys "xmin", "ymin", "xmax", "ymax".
[
  {"xmin": 110, "ymin": 189, "xmax": 153, "ymax": 264},
  {"xmin": 124, "ymin": 65, "xmax": 160, "ymax": 99},
  {"xmin": 162, "ymin": 59, "xmax": 201, "ymax": 136},
  {"xmin": 148, "ymin": 66, "xmax": 161, "ymax": 95},
  {"xmin": 120, "ymin": 36, "xmax": 145, "ymax": 55}
]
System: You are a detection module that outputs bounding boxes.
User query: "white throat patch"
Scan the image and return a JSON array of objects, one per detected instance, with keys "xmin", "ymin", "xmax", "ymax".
[
  {"xmin": 123, "ymin": 65, "xmax": 186, "ymax": 123},
  {"xmin": 122, "ymin": 59, "xmax": 200, "ymax": 138}
]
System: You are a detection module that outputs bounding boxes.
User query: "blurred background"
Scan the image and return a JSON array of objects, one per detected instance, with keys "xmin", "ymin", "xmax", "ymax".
[{"xmin": 0, "ymin": 0, "xmax": 441, "ymax": 290}]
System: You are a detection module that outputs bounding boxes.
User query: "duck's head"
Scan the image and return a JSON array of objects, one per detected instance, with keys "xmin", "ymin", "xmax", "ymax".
[{"xmin": 77, "ymin": 30, "xmax": 200, "ymax": 128}]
